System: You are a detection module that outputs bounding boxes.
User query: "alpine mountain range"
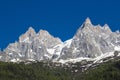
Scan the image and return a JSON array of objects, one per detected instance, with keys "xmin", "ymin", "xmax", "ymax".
[{"xmin": 0, "ymin": 17, "xmax": 120, "ymax": 63}]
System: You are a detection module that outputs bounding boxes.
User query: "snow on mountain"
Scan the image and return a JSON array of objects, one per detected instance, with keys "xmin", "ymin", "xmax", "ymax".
[
  {"xmin": 0, "ymin": 17, "xmax": 120, "ymax": 64},
  {"xmin": 51, "ymin": 39, "xmax": 73, "ymax": 61},
  {"xmin": 64, "ymin": 39, "xmax": 72, "ymax": 48},
  {"xmin": 59, "ymin": 18, "xmax": 117, "ymax": 60},
  {"xmin": 3, "ymin": 27, "xmax": 63, "ymax": 62},
  {"xmin": 59, "ymin": 57, "xmax": 93, "ymax": 64},
  {"xmin": 114, "ymin": 46, "xmax": 120, "ymax": 51}
]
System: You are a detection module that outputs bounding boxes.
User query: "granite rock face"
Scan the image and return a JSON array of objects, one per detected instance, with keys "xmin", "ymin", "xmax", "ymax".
[
  {"xmin": 3, "ymin": 27, "xmax": 62, "ymax": 62},
  {"xmin": 60, "ymin": 18, "xmax": 119, "ymax": 59},
  {"xmin": 0, "ymin": 18, "xmax": 120, "ymax": 62}
]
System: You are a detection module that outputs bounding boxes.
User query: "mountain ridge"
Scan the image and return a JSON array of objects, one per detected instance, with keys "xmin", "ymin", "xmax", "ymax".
[{"xmin": 0, "ymin": 18, "xmax": 120, "ymax": 64}]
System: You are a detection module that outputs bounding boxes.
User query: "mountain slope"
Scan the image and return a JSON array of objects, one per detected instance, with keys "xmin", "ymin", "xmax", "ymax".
[
  {"xmin": 0, "ymin": 59, "xmax": 120, "ymax": 80},
  {"xmin": 3, "ymin": 27, "xmax": 62, "ymax": 62},
  {"xmin": 79, "ymin": 60, "xmax": 120, "ymax": 80},
  {"xmin": 0, "ymin": 18, "xmax": 120, "ymax": 63},
  {"xmin": 60, "ymin": 18, "xmax": 117, "ymax": 60}
]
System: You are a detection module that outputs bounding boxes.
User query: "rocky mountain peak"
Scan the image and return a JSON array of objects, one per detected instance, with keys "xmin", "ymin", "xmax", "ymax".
[
  {"xmin": 103, "ymin": 24, "xmax": 112, "ymax": 34},
  {"xmin": 74, "ymin": 18, "xmax": 94, "ymax": 38},
  {"xmin": 19, "ymin": 27, "xmax": 36, "ymax": 42},
  {"xmin": 1, "ymin": 18, "xmax": 120, "ymax": 63},
  {"xmin": 38, "ymin": 29, "xmax": 51, "ymax": 37},
  {"xmin": 37, "ymin": 29, "xmax": 62, "ymax": 48},
  {"xmin": 79, "ymin": 17, "xmax": 93, "ymax": 31},
  {"xmin": 84, "ymin": 17, "xmax": 92, "ymax": 24},
  {"xmin": 26, "ymin": 27, "xmax": 36, "ymax": 36},
  {"xmin": 60, "ymin": 18, "xmax": 117, "ymax": 60}
]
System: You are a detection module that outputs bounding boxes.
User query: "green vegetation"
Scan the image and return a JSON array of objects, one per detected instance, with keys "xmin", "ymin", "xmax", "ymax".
[
  {"xmin": 0, "ymin": 62, "xmax": 72, "ymax": 80},
  {"xmin": 80, "ymin": 60, "xmax": 120, "ymax": 80},
  {"xmin": 0, "ymin": 60, "xmax": 120, "ymax": 80}
]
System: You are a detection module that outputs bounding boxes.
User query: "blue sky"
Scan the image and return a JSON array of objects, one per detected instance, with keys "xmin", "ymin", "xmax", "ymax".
[{"xmin": 0, "ymin": 0, "xmax": 120, "ymax": 50}]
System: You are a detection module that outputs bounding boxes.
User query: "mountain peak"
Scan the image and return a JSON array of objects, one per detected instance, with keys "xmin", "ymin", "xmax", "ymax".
[
  {"xmin": 103, "ymin": 24, "xmax": 112, "ymax": 33},
  {"xmin": 79, "ymin": 17, "xmax": 92, "ymax": 30},
  {"xmin": 39, "ymin": 29, "xmax": 49, "ymax": 34},
  {"xmin": 84, "ymin": 17, "xmax": 92, "ymax": 24},
  {"xmin": 2, "ymin": 18, "xmax": 120, "ymax": 64},
  {"xmin": 27, "ymin": 27, "xmax": 36, "ymax": 34},
  {"xmin": 103, "ymin": 24, "xmax": 109, "ymax": 29},
  {"xmin": 19, "ymin": 27, "xmax": 36, "ymax": 42},
  {"xmin": 25, "ymin": 27, "xmax": 36, "ymax": 36},
  {"xmin": 38, "ymin": 29, "xmax": 51, "ymax": 37}
]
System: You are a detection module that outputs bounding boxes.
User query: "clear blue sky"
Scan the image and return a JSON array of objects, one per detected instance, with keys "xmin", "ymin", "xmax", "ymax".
[{"xmin": 0, "ymin": 0, "xmax": 120, "ymax": 50}]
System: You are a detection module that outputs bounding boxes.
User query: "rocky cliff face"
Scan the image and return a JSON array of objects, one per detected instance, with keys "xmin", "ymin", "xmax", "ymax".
[
  {"xmin": 60, "ymin": 18, "xmax": 119, "ymax": 60},
  {"xmin": 3, "ymin": 27, "xmax": 62, "ymax": 62},
  {"xmin": 0, "ymin": 18, "xmax": 120, "ymax": 63}
]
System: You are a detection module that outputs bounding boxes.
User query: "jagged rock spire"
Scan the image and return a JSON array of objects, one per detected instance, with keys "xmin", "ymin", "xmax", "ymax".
[
  {"xmin": 79, "ymin": 17, "xmax": 92, "ymax": 30},
  {"xmin": 38, "ymin": 29, "xmax": 62, "ymax": 48},
  {"xmin": 75, "ymin": 17, "xmax": 93, "ymax": 35},
  {"xmin": 19, "ymin": 27, "xmax": 36, "ymax": 42},
  {"xmin": 103, "ymin": 24, "xmax": 112, "ymax": 33},
  {"xmin": 84, "ymin": 17, "xmax": 92, "ymax": 24},
  {"xmin": 38, "ymin": 29, "xmax": 50, "ymax": 37},
  {"xmin": 26, "ymin": 27, "xmax": 36, "ymax": 36},
  {"xmin": 2, "ymin": 18, "xmax": 120, "ymax": 63}
]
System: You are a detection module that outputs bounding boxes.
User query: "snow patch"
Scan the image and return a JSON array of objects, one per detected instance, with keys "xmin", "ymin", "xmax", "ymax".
[
  {"xmin": 59, "ymin": 51, "xmax": 115, "ymax": 64},
  {"xmin": 20, "ymin": 37, "xmax": 29, "ymax": 42},
  {"xmin": 93, "ymin": 52, "xmax": 114, "ymax": 63},
  {"xmin": 114, "ymin": 46, "xmax": 120, "ymax": 51},
  {"xmin": 64, "ymin": 39, "xmax": 72, "ymax": 48},
  {"xmin": 47, "ymin": 49, "xmax": 55, "ymax": 54},
  {"xmin": 52, "ymin": 39, "xmax": 72, "ymax": 59},
  {"xmin": 9, "ymin": 53, "xmax": 13, "ymax": 55},
  {"xmin": 59, "ymin": 57, "xmax": 93, "ymax": 64},
  {"xmin": 18, "ymin": 53, "xmax": 22, "ymax": 57},
  {"xmin": 39, "ymin": 46, "xmax": 42, "ymax": 48},
  {"xmin": 10, "ymin": 58, "xmax": 20, "ymax": 62},
  {"xmin": 44, "ymin": 54, "xmax": 51, "ymax": 58},
  {"xmin": 27, "ymin": 59, "xmax": 35, "ymax": 61}
]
